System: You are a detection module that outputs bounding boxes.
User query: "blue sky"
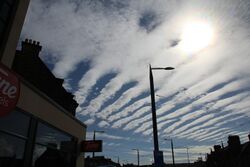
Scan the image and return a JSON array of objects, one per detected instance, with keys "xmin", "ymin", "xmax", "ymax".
[{"xmin": 21, "ymin": 0, "xmax": 250, "ymax": 165}]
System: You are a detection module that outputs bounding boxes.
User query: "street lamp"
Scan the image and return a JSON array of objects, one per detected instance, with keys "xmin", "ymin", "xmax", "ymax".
[
  {"xmin": 113, "ymin": 156, "xmax": 120, "ymax": 165},
  {"xmin": 186, "ymin": 147, "xmax": 190, "ymax": 167},
  {"xmin": 132, "ymin": 148, "xmax": 140, "ymax": 167},
  {"xmin": 164, "ymin": 138, "xmax": 175, "ymax": 167},
  {"xmin": 149, "ymin": 64, "xmax": 174, "ymax": 167},
  {"xmin": 93, "ymin": 130, "xmax": 105, "ymax": 157}
]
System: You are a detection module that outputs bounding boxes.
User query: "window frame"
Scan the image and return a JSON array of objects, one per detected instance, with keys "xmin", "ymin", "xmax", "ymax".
[
  {"xmin": 0, "ymin": 108, "xmax": 31, "ymax": 167},
  {"xmin": 0, "ymin": 107, "xmax": 78, "ymax": 167}
]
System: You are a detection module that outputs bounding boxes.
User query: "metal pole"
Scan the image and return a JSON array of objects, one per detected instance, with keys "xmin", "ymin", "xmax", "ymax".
[
  {"xmin": 137, "ymin": 149, "xmax": 140, "ymax": 167},
  {"xmin": 149, "ymin": 65, "xmax": 174, "ymax": 167},
  {"xmin": 221, "ymin": 140, "xmax": 224, "ymax": 148},
  {"xmin": 170, "ymin": 139, "xmax": 175, "ymax": 167},
  {"xmin": 186, "ymin": 147, "xmax": 190, "ymax": 167},
  {"xmin": 149, "ymin": 65, "xmax": 160, "ymax": 153},
  {"xmin": 150, "ymin": 65, "xmax": 161, "ymax": 167},
  {"xmin": 132, "ymin": 149, "xmax": 140, "ymax": 167},
  {"xmin": 92, "ymin": 130, "xmax": 96, "ymax": 157},
  {"xmin": 114, "ymin": 156, "xmax": 120, "ymax": 165}
]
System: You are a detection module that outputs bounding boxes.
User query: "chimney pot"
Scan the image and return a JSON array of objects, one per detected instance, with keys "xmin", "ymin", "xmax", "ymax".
[
  {"xmin": 21, "ymin": 39, "xmax": 42, "ymax": 56},
  {"xmin": 228, "ymin": 135, "xmax": 241, "ymax": 147}
]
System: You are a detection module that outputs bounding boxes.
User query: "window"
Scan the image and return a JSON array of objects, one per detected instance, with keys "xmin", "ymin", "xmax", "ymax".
[
  {"xmin": 0, "ymin": 132, "xmax": 26, "ymax": 167},
  {"xmin": 0, "ymin": 110, "xmax": 78, "ymax": 167},
  {"xmin": 0, "ymin": 110, "xmax": 30, "ymax": 137},
  {"xmin": 32, "ymin": 122, "xmax": 77, "ymax": 167},
  {"xmin": 0, "ymin": 110, "xmax": 30, "ymax": 167},
  {"xmin": 35, "ymin": 122, "xmax": 73, "ymax": 147}
]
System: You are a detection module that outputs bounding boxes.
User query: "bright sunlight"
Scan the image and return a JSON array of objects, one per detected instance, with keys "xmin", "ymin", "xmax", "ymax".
[{"xmin": 180, "ymin": 21, "xmax": 214, "ymax": 54}]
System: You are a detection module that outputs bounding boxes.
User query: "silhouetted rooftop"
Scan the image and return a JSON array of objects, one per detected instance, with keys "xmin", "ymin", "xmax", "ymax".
[{"xmin": 12, "ymin": 39, "xmax": 78, "ymax": 115}]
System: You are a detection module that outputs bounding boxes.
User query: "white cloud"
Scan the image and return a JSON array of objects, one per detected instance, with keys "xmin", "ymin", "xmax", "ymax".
[
  {"xmin": 123, "ymin": 114, "xmax": 152, "ymax": 131},
  {"xmin": 106, "ymin": 96, "xmax": 149, "ymax": 122},
  {"xmin": 84, "ymin": 118, "xmax": 95, "ymax": 125},
  {"xmin": 98, "ymin": 121, "xmax": 110, "ymax": 128},
  {"xmin": 111, "ymin": 105, "xmax": 149, "ymax": 128},
  {"xmin": 100, "ymin": 133, "xmax": 130, "ymax": 141},
  {"xmin": 22, "ymin": 0, "xmax": 250, "ymax": 163}
]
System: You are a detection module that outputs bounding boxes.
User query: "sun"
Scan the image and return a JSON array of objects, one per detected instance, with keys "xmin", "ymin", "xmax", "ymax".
[{"xmin": 180, "ymin": 21, "xmax": 214, "ymax": 54}]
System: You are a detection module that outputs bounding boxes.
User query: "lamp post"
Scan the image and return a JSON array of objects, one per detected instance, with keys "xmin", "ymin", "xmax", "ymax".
[
  {"xmin": 149, "ymin": 64, "xmax": 174, "ymax": 167},
  {"xmin": 132, "ymin": 148, "xmax": 140, "ymax": 167},
  {"xmin": 186, "ymin": 147, "xmax": 190, "ymax": 167},
  {"xmin": 164, "ymin": 139, "xmax": 175, "ymax": 167},
  {"xmin": 114, "ymin": 156, "xmax": 120, "ymax": 165},
  {"xmin": 92, "ymin": 130, "xmax": 105, "ymax": 157}
]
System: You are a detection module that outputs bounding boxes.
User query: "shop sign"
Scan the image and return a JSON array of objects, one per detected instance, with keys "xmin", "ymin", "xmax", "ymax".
[
  {"xmin": 0, "ymin": 63, "xmax": 20, "ymax": 117},
  {"xmin": 81, "ymin": 140, "xmax": 102, "ymax": 152}
]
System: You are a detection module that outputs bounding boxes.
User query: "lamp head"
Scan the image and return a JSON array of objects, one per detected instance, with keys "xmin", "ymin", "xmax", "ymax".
[{"xmin": 164, "ymin": 67, "xmax": 175, "ymax": 70}]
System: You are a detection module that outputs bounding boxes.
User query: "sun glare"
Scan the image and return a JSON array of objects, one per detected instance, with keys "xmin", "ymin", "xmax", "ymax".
[{"xmin": 180, "ymin": 21, "xmax": 214, "ymax": 54}]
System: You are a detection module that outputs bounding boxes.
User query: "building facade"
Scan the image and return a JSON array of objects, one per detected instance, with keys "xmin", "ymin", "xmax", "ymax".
[
  {"xmin": 0, "ymin": 1, "xmax": 86, "ymax": 167},
  {"xmin": 206, "ymin": 135, "xmax": 250, "ymax": 167}
]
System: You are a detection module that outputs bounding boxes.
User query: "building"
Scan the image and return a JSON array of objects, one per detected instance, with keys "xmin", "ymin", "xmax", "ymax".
[
  {"xmin": 0, "ymin": 1, "xmax": 86, "ymax": 167},
  {"xmin": 85, "ymin": 156, "xmax": 121, "ymax": 167},
  {"xmin": 206, "ymin": 134, "xmax": 250, "ymax": 167}
]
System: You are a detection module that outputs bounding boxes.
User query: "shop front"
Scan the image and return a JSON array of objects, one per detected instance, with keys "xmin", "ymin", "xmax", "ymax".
[
  {"xmin": 0, "ymin": 1, "xmax": 87, "ymax": 166},
  {"xmin": 0, "ymin": 40, "xmax": 87, "ymax": 167},
  {"xmin": 0, "ymin": 109, "xmax": 78, "ymax": 167}
]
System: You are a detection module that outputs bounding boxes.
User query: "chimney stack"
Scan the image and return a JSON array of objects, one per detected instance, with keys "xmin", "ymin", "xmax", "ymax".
[
  {"xmin": 213, "ymin": 145, "xmax": 221, "ymax": 152},
  {"xmin": 228, "ymin": 135, "xmax": 241, "ymax": 147},
  {"xmin": 21, "ymin": 38, "xmax": 42, "ymax": 56}
]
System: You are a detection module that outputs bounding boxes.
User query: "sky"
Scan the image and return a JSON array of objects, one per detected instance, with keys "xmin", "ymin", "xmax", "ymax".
[{"xmin": 20, "ymin": 0, "xmax": 250, "ymax": 165}]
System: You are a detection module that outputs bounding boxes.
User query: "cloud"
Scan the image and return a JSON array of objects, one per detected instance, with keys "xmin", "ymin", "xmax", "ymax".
[
  {"xmin": 98, "ymin": 121, "xmax": 110, "ymax": 128},
  {"xmin": 100, "ymin": 133, "xmax": 131, "ymax": 141},
  {"xmin": 21, "ymin": 0, "xmax": 250, "ymax": 163},
  {"xmin": 111, "ymin": 105, "xmax": 149, "ymax": 128},
  {"xmin": 123, "ymin": 113, "xmax": 152, "ymax": 131},
  {"xmin": 84, "ymin": 118, "xmax": 95, "ymax": 125},
  {"xmin": 86, "ymin": 132, "xmax": 130, "ymax": 141},
  {"xmin": 104, "ymin": 142, "xmax": 121, "ymax": 147}
]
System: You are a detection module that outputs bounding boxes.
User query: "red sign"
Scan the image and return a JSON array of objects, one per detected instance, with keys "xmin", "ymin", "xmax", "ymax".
[
  {"xmin": 81, "ymin": 140, "xmax": 102, "ymax": 152},
  {"xmin": 0, "ymin": 63, "xmax": 20, "ymax": 117}
]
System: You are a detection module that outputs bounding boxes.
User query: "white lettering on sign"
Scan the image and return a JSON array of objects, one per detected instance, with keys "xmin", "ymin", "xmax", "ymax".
[
  {"xmin": 0, "ymin": 63, "xmax": 20, "ymax": 117},
  {"xmin": 0, "ymin": 77, "xmax": 17, "ymax": 98},
  {"xmin": 0, "ymin": 97, "xmax": 8, "ymax": 106}
]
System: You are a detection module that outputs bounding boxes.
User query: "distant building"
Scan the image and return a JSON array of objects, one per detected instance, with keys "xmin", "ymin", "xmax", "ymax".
[
  {"xmin": 85, "ymin": 156, "xmax": 121, "ymax": 167},
  {"xmin": 206, "ymin": 134, "xmax": 250, "ymax": 167}
]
